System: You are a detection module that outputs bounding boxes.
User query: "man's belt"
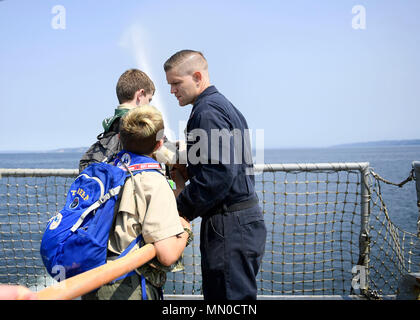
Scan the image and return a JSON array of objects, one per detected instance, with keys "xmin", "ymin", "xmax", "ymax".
[{"xmin": 212, "ymin": 196, "xmax": 259, "ymax": 214}]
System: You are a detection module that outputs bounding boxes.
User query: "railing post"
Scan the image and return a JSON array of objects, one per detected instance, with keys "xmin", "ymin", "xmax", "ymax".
[
  {"xmin": 358, "ymin": 165, "xmax": 371, "ymax": 295},
  {"xmin": 412, "ymin": 161, "xmax": 420, "ymax": 237}
]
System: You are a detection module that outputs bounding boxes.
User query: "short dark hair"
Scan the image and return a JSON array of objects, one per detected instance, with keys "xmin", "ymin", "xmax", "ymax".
[
  {"xmin": 116, "ymin": 69, "xmax": 155, "ymax": 104},
  {"xmin": 163, "ymin": 49, "xmax": 206, "ymax": 72}
]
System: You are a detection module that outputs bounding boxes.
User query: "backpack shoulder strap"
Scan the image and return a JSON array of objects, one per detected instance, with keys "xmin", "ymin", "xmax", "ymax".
[{"xmin": 70, "ymin": 182, "xmax": 122, "ymax": 233}]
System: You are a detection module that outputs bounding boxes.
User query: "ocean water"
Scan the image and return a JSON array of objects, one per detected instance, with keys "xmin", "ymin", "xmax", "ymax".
[
  {"xmin": 263, "ymin": 146, "xmax": 420, "ymax": 234},
  {"xmin": 0, "ymin": 152, "xmax": 83, "ymax": 169},
  {"xmin": 0, "ymin": 146, "xmax": 419, "ymax": 295},
  {"xmin": 2, "ymin": 147, "xmax": 417, "ymax": 231}
]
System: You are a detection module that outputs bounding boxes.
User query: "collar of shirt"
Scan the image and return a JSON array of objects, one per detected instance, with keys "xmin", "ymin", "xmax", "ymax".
[
  {"xmin": 193, "ymin": 85, "xmax": 218, "ymax": 108},
  {"xmin": 102, "ymin": 104, "xmax": 137, "ymax": 132},
  {"xmin": 117, "ymin": 103, "xmax": 137, "ymax": 110},
  {"xmin": 188, "ymin": 85, "xmax": 218, "ymax": 122}
]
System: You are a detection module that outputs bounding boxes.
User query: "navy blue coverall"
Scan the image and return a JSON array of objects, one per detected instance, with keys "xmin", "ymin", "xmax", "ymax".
[{"xmin": 176, "ymin": 85, "xmax": 267, "ymax": 300}]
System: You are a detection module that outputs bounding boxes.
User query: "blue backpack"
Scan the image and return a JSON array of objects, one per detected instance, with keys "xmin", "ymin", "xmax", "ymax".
[{"xmin": 40, "ymin": 151, "xmax": 162, "ymax": 283}]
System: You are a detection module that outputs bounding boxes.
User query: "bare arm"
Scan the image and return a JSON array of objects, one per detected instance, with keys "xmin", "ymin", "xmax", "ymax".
[{"xmin": 153, "ymin": 217, "xmax": 191, "ymax": 267}]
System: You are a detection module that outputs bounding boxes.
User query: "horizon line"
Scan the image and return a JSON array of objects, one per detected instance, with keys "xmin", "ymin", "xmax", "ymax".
[{"xmin": 1, "ymin": 138, "xmax": 419, "ymax": 154}]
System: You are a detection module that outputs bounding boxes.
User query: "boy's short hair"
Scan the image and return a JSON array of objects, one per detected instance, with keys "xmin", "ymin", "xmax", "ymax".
[
  {"xmin": 119, "ymin": 105, "xmax": 164, "ymax": 155},
  {"xmin": 116, "ymin": 69, "xmax": 155, "ymax": 104}
]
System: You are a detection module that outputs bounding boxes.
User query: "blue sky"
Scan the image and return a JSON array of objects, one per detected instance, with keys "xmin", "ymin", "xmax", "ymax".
[{"xmin": 0, "ymin": 0, "xmax": 419, "ymax": 151}]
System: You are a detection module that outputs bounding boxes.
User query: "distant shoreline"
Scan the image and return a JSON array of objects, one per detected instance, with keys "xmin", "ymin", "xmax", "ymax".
[
  {"xmin": 0, "ymin": 139, "xmax": 419, "ymax": 153},
  {"xmin": 330, "ymin": 139, "xmax": 420, "ymax": 148},
  {"xmin": 0, "ymin": 147, "xmax": 89, "ymax": 154}
]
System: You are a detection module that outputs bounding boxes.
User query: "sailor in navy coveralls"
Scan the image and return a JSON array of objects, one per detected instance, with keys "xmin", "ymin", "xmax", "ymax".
[{"xmin": 164, "ymin": 50, "xmax": 267, "ymax": 300}]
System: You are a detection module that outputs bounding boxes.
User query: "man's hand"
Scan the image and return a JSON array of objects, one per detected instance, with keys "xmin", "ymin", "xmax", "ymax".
[
  {"xmin": 170, "ymin": 165, "xmax": 188, "ymax": 197},
  {"xmin": 171, "ymin": 164, "xmax": 189, "ymax": 182}
]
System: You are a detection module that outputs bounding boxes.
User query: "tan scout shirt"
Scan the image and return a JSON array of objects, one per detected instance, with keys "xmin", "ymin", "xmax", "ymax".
[{"xmin": 107, "ymin": 170, "xmax": 184, "ymax": 286}]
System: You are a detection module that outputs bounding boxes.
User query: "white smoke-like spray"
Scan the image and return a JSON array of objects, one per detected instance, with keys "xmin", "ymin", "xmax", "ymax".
[{"xmin": 119, "ymin": 24, "xmax": 174, "ymax": 140}]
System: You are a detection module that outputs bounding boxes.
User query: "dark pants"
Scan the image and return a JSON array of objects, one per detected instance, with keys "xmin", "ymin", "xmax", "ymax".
[{"xmin": 200, "ymin": 204, "xmax": 267, "ymax": 300}]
